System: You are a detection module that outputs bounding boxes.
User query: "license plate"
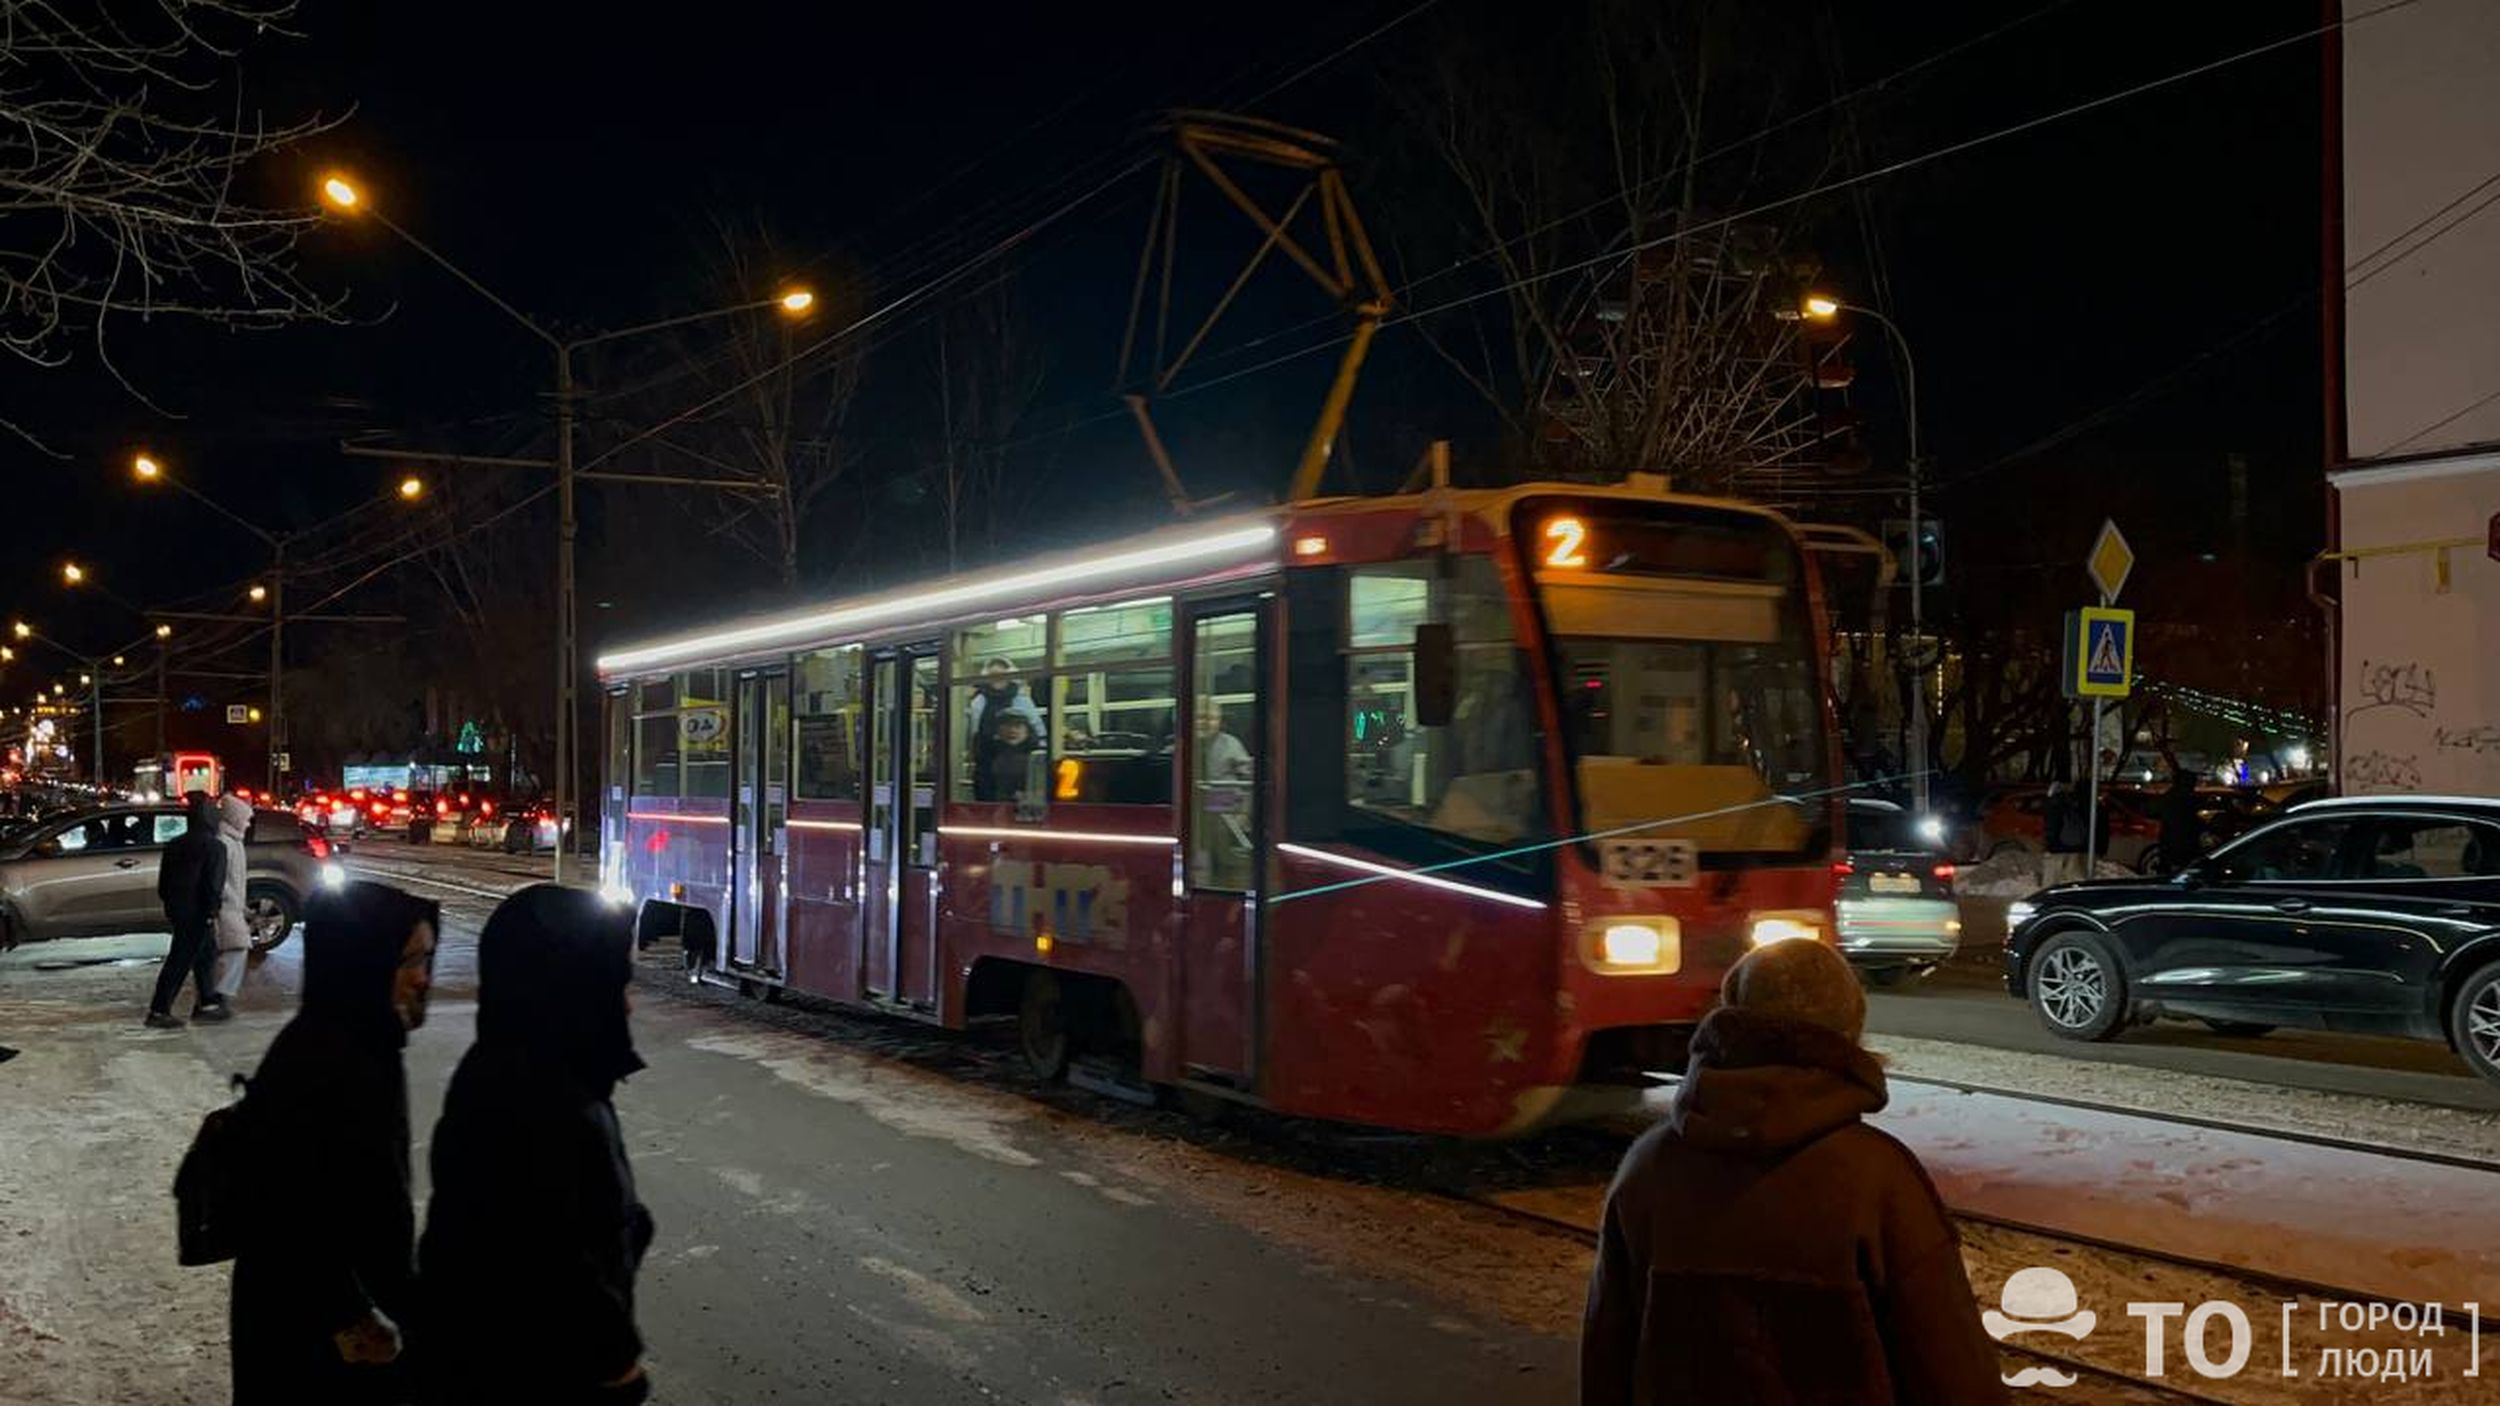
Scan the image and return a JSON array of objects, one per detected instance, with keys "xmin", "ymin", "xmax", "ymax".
[
  {"xmin": 1598, "ymin": 838, "xmax": 1698, "ymax": 888},
  {"xmin": 1869, "ymin": 872, "xmax": 1920, "ymax": 895}
]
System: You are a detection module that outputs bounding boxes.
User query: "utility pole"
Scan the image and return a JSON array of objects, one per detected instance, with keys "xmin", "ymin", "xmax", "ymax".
[
  {"xmin": 554, "ymin": 345, "xmax": 577, "ymax": 883},
  {"xmin": 269, "ymin": 536, "xmax": 287, "ymax": 794}
]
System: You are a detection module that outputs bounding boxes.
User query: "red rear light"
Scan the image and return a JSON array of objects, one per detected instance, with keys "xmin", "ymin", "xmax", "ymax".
[
  {"xmin": 436, "ymin": 800, "xmax": 449, "ymax": 816},
  {"xmin": 480, "ymin": 800, "xmax": 495, "ymax": 817},
  {"xmin": 305, "ymin": 833, "xmax": 331, "ymax": 859},
  {"xmin": 1933, "ymin": 863, "xmax": 1957, "ymax": 882},
  {"xmin": 1830, "ymin": 860, "xmax": 1854, "ymax": 878}
]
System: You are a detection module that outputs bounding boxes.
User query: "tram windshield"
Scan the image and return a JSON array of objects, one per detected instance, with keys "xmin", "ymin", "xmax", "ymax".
[{"xmin": 1523, "ymin": 500, "xmax": 1830, "ymax": 860}]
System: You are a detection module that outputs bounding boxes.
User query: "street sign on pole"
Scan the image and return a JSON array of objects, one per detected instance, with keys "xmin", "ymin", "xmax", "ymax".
[
  {"xmin": 2062, "ymin": 607, "xmax": 2135, "ymax": 699},
  {"xmin": 2087, "ymin": 519, "xmax": 2134, "ymax": 603},
  {"xmin": 224, "ymin": 704, "xmax": 249, "ymax": 725}
]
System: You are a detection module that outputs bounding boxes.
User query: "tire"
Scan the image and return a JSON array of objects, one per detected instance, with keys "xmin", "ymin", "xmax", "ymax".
[
  {"xmin": 2027, "ymin": 930, "xmax": 2127, "ymax": 1041},
  {"xmin": 244, "ymin": 883, "xmax": 301, "ymax": 956},
  {"xmin": 2199, "ymin": 1019, "xmax": 2275, "ymax": 1037},
  {"xmin": 2450, "ymin": 963, "xmax": 2500, "ymax": 1089},
  {"xmin": 1018, "ymin": 969, "xmax": 1071, "ymax": 1082}
]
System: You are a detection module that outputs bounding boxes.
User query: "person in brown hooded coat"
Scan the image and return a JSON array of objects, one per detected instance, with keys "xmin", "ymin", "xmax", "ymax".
[{"xmin": 1580, "ymin": 937, "xmax": 2007, "ymax": 1405}]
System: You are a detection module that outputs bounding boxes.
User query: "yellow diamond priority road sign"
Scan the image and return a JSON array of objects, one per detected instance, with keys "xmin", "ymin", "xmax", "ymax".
[{"xmin": 2086, "ymin": 519, "xmax": 2134, "ymax": 603}]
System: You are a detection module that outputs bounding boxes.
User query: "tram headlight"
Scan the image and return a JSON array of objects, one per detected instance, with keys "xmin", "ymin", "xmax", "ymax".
[
  {"xmin": 1745, "ymin": 911, "xmax": 1828, "ymax": 947},
  {"xmin": 1582, "ymin": 917, "xmax": 1680, "ymax": 974}
]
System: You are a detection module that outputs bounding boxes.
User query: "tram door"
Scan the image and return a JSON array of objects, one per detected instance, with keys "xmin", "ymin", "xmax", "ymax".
[
  {"xmin": 1180, "ymin": 599, "xmax": 1268, "ymax": 1083},
  {"xmin": 864, "ymin": 645, "xmax": 942, "ymax": 1008},
  {"xmin": 728, "ymin": 670, "xmax": 790, "ymax": 975}
]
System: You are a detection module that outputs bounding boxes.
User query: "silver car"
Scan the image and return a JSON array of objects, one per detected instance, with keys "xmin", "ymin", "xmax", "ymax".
[{"xmin": 0, "ymin": 805, "xmax": 337, "ymax": 953}]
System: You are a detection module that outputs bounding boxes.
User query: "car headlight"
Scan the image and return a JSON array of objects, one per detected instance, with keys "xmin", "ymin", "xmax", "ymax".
[
  {"xmin": 1581, "ymin": 917, "xmax": 1680, "ymax": 974},
  {"xmin": 1746, "ymin": 910, "xmax": 1828, "ymax": 947},
  {"xmin": 2006, "ymin": 899, "xmax": 2037, "ymax": 929}
]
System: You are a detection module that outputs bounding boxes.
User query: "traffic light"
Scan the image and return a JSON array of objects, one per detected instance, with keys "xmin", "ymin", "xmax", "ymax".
[{"xmin": 1881, "ymin": 518, "xmax": 1945, "ymax": 588}]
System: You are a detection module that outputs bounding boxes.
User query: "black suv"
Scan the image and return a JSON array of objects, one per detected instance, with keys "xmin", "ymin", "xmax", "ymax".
[{"xmin": 2004, "ymin": 796, "xmax": 2500, "ymax": 1087}]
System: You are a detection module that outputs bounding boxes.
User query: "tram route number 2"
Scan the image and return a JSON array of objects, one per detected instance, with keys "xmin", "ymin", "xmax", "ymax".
[{"xmin": 1598, "ymin": 838, "xmax": 1697, "ymax": 888}]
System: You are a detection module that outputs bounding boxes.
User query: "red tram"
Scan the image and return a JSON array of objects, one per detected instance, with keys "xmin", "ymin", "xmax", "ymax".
[{"xmin": 596, "ymin": 482, "xmax": 1843, "ymax": 1136}]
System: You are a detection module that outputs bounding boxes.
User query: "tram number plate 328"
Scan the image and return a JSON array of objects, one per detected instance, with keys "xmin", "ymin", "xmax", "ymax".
[{"xmin": 1599, "ymin": 838, "xmax": 1698, "ymax": 888}]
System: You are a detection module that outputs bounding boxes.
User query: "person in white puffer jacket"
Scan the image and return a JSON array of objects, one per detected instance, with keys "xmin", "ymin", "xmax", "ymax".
[{"xmin": 211, "ymin": 791, "xmax": 255, "ymax": 1002}]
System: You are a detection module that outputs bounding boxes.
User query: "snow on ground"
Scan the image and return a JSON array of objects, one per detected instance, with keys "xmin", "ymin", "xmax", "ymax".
[
  {"xmin": 1957, "ymin": 850, "xmax": 2136, "ymax": 898},
  {"xmin": 1873, "ymin": 1031, "xmax": 2500, "ymax": 1165}
]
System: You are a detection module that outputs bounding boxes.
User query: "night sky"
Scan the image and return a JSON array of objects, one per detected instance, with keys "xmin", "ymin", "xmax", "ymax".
[{"xmin": 6, "ymin": 0, "xmax": 2327, "ymax": 686}]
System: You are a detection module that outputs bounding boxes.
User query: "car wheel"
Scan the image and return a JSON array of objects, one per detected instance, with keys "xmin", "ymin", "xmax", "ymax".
[
  {"xmin": 244, "ymin": 884, "xmax": 301, "ymax": 956},
  {"xmin": 1018, "ymin": 969, "xmax": 1070, "ymax": 1082},
  {"xmin": 2028, "ymin": 930, "xmax": 2127, "ymax": 1041},
  {"xmin": 2199, "ymin": 1019, "xmax": 2275, "ymax": 1037},
  {"xmin": 2450, "ymin": 963, "xmax": 2500, "ymax": 1088}
]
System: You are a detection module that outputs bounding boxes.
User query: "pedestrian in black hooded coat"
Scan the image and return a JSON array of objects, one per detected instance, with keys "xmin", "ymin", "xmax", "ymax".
[
  {"xmin": 418, "ymin": 883, "xmax": 653, "ymax": 1404},
  {"xmin": 231, "ymin": 880, "xmax": 440, "ymax": 1404}
]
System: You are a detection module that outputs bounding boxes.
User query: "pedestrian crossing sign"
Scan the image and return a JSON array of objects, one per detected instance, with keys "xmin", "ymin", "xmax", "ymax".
[{"xmin": 2063, "ymin": 606, "xmax": 2135, "ymax": 699}]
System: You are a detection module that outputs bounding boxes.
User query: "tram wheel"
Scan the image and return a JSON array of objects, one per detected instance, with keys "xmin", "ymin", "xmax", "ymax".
[{"xmin": 1018, "ymin": 970, "xmax": 1071, "ymax": 1082}]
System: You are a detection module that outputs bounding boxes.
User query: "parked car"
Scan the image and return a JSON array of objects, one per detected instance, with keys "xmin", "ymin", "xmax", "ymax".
[
  {"xmin": 1835, "ymin": 799, "xmax": 1961, "ymax": 986},
  {"xmin": 1977, "ymin": 784, "xmax": 2162, "ymax": 871},
  {"xmin": 0, "ymin": 804, "xmax": 337, "ymax": 954},
  {"xmin": 2003, "ymin": 796, "xmax": 2500, "ymax": 1088}
]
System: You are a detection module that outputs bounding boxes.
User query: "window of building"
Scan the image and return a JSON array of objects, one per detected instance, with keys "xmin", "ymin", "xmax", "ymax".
[{"xmin": 794, "ymin": 646, "xmax": 865, "ymax": 801}]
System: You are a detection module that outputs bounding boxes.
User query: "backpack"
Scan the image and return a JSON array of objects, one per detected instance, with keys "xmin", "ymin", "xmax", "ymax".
[{"xmin": 172, "ymin": 1073, "xmax": 258, "ymax": 1266}]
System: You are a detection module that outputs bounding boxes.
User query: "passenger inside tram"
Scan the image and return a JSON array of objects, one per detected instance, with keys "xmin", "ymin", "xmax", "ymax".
[{"xmin": 983, "ymin": 713, "xmax": 1043, "ymax": 803}]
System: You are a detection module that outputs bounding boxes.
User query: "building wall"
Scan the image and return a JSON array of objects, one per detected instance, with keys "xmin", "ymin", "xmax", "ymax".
[
  {"xmin": 2341, "ymin": 0, "xmax": 2500, "ymax": 461},
  {"xmin": 2330, "ymin": 456, "xmax": 2500, "ymax": 794}
]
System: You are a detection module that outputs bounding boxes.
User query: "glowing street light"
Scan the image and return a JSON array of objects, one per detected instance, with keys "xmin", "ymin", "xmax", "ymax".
[
  {"xmin": 11, "ymin": 623, "xmax": 28, "ymax": 640},
  {"xmin": 134, "ymin": 454, "xmax": 163, "ymax": 480},
  {"xmin": 779, "ymin": 288, "xmax": 816, "ymax": 315},
  {"xmin": 155, "ymin": 624, "xmax": 172, "ymax": 640},
  {"xmin": 110, "ymin": 655, "xmax": 123, "ymax": 667},
  {"xmin": 248, "ymin": 585, "xmax": 269, "ymax": 604},
  {"xmin": 77, "ymin": 674, "xmax": 90, "ymax": 686},
  {"xmin": 322, "ymin": 175, "xmax": 362, "ymax": 211},
  {"xmin": 1801, "ymin": 293, "xmax": 1841, "ymax": 320},
  {"xmin": 60, "ymin": 563, "xmax": 84, "ymax": 585},
  {"xmin": 398, "ymin": 475, "xmax": 426, "ymax": 500}
]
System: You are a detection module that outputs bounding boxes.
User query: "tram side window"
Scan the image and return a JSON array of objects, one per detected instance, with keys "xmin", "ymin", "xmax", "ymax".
[
  {"xmin": 634, "ymin": 712, "xmax": 680, "ymax": 798},
  {"xmin": 1297, "ymin": 557, "xmax": 1548, "ymax": 868},
  {"xmin": 952, "ymin": 616, "xmax": 1050, "ymax": 806},
  {"xmin": 1051, "ymin": 596, "xmax": 1176, "ymax": 806},
  {"xmin": 676, "ymin": 668, "xmax": 733, "ymax": 800},
  {"xmin": 794, "ymin": 645, "xmax": 864, "ymax": 801}
]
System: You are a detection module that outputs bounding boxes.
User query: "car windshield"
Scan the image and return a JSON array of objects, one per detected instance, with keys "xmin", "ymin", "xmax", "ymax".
[{"xmin": 1848, "ymin": 804, "xmax": 1938, "ymax": 853}]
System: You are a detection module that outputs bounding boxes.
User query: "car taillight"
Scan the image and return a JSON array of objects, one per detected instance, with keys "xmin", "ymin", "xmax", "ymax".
[
  {"xmin": 435, "ymin": 800, "xmax": 449, "ymax": 816},
  {"xmin": 1933, "ymin": 863, "xmax": 1957, "ymax": 882},
  {"xmin": 304, "ymin": 833, "xmax": 331, "ymax": 859},
  {"xmin": 1830, "ymin": 860, "xmax": 1854, "ymax": 878},
  {"xmin": 480, "ymin": 801, "xmax": 495, "ymax": 817}
]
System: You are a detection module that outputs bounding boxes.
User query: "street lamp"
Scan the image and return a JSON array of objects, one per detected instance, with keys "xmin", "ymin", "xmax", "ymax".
[
  {"xmin": 398, "ymin": 475, "xmax": 426, "ymax": 501},
  {"xmin": 134, "ymin": 454, "xmax": 163, "ymax": 480},
  {"xmin": 323, "ymin": 169, "xmax": 820, "ymax": 881},
  {"xmin": 248, "ymin": 585, "xmax": 268, "ymax": 604},
  {"xmin": 1802, "ymin": 293, "xmax": 1930, "ymax": 816},
  {"xmin": 60, "ymin": 563, "xmax": 83, "ymax": 585}
]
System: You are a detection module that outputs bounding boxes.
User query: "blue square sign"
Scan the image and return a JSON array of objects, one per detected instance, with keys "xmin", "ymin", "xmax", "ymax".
[{"xmin": 2067, "ymin": 606, "xmax": 2134, "ymax": 699}]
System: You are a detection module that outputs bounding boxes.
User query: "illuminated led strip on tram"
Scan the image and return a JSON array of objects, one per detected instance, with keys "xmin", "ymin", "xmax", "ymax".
[
  {"xmin": 597, "ymin": 522, "xmax": 1278, "ymax": 674},
  {"xmin": 940, "ymin": 826, "xmax": 1179, "ymax": 847},
  {"xmin": 785, "ymin": 818, "xmax": 863, "ymax": 832},
  {"xmin": 625, "ymin": 811, "xmax": 731, "ymax": 824},
  {"xmin": 1275, "ymin": 842, "xmax": 1549, "ymax": 911}
]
